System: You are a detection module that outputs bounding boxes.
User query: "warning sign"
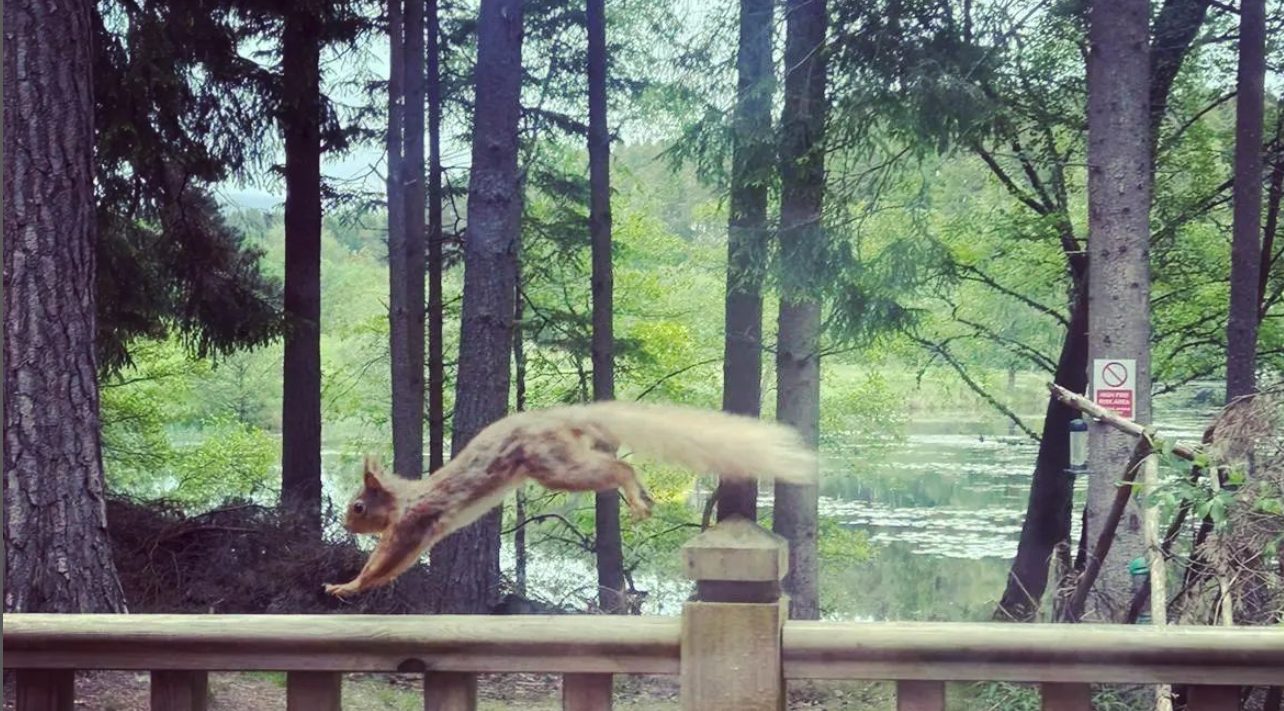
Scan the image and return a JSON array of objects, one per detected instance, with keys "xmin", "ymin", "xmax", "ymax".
[{"xmin": 1093, "ymin": 358, "xmax": 1136, "ymax": 420}]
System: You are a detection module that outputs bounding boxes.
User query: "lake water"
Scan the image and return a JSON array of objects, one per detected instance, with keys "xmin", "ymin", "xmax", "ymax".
[{"xmin": 324, "ymin": 383, "xmax": 1222, "ymax": 621}]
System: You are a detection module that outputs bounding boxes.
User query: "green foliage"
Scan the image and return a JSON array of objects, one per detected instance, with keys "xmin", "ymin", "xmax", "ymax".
[{"xmin": 100, "ymin": 341, "xmax": 278, "ymax": 508}]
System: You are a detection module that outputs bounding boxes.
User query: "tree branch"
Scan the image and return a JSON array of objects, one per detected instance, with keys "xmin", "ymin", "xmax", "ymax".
[{"xmin": 909, "ymin": 334, "xmax": 1041, "ymax": 442}]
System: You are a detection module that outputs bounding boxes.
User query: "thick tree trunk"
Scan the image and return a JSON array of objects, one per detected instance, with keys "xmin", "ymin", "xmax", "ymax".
[
  {"xmin": 586, "ymin": 0, "xmax": 625, "ymax": 613},
  {"xmin": 280, "ymin": 6, "xmax": 325, "ymax": 539},
  {"xmin": 426, "ymin": 0, "xmax": 524, "ymax": 614},
  {"xmin": 774, "ymin": 0, "xmax": 827, "ymax": 621},
  {"xmin": 3, "ymin": 0, "xmax": 128, "ymax": 613},
  {"xmin": 427, "ymin": 0, "xmax": 446, "ymax": 473},
  {"xmin": 718, "ymin": 0, "xmax": 775, "ymax": 523},
  {"xmin": 1084, "ymin": 0, "xmax": 1153, "ymax": 621},
  {"xmin": 1148, "ymin": 0, "xmax": 1212, "ymax": 155},
  {"xmin": 391, "ymin": 0, "xmax": 428, "ymax": 479},
  {"xmin": 1227, "ymin": 0, "xmax": 1265, "ymax": 401},
  {"xmin": 995, "ymin": 289, "xmax": 1088, "ymax": 621},
  {"xmin": 996, "ymin": 0, "xmax": 1208, "ymax": 624},
  {"xmin": 388, "ymin": 0, "xmax": 407, "ymax": 471}
]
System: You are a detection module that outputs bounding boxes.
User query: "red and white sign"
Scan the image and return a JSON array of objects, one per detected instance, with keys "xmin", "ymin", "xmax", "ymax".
[{"xmin": 1093, "ymin": 358, "xmax": 1136, "ymax": 420}]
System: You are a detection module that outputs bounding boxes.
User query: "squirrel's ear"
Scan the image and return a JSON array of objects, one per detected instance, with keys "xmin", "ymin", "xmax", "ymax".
[{"xmin": 362, "ymin": 456, "xmax": 385, "ymax": 491}]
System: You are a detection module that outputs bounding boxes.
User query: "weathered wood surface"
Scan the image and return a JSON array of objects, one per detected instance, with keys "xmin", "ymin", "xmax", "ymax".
[
  {"xmin": 562, "ymin": 673, "xmax": 613, "ymax": 711},
  {"xmin": 784, "ymin": 621, "xmax": 1284, "ymax": 684},
  {"xmin": 424, "ymin": 672, "xmax": 478, "ymax": 711},
  {"xmin": 896, "ymin": 680, "xmax": 945, "ymax": 710},
  {"xmin": 286, "ymin": 671, "xmax": 341, "ymax": 711},
  {"xmin": 1187, "ymin": 684, "xmax": 1241, "ymax": 710},
  {"xmin": 1039, "ymin": 683, "xmax": 1091, "ymax": 711},
  {"xmin": 3, "ymin": 614, "xmax": 679, "ymax": 673},
  {"xmin": 15, "ymin": 669, "xmax": 74, "ymax": 711},
  {"xmin": 7, "ymin": 614, "xmax": 1284, "ymax": 686},
  {"xmin": 150, "ymin": 670, "xmax": 208, "ymax": 711},
  {"xmin": 680, "ymin": 601, "xmax": 785, "ymax": 711},
  {"xmin": 680, "ymin": 516, "xmax": 786, "ymax": 711}
]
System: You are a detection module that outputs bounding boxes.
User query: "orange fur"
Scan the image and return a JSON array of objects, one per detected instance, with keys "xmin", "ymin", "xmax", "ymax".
[{"xmin": 323, "ymin": 401, "xmax": 817, "ymax": 597}]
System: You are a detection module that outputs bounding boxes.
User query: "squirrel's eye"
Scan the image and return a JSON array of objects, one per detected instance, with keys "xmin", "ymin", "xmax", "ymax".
[{"xmin": 353, "ymin": 501, "xmax": 366, "ymax": 515}]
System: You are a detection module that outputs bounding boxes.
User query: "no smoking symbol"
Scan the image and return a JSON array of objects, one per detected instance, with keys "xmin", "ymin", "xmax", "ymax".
[{"xmin": 1102, "ymin": 361, "xmax": 1129, "ymax": 388}]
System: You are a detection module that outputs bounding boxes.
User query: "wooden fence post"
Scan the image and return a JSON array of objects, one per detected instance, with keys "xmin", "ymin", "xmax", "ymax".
[
  {"xmin": 679, "ymin": 515, "xmax": 787, "ymax": 711},
  {"xmin": 151, "ymin": 670, "xmax": 208, "ymax": 711},
  {"xmin": 15, "ymin": 669, "xmax": 74, "ymax": 711}
]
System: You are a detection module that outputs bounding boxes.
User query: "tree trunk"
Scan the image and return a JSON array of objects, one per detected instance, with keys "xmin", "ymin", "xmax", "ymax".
[
  {"xmin": 718, "ymin": 0, "xmax": 775, "ymax": 523},
  {"xmin": 427, "ymin": 0, "xmax": 446, "ymax": 473},
  {"xmin": 995, "ymin": 0, "xmax": 1208, "ymax": 624},
  {"xmin": 994, "ymin": 288, "xmax": 1088, "ymax": 621},
  {"xmin": 586, "ymin": 0, "xmax": 625, "ymax": 614},
  {"xmin": 513, "ymin": 277, "xmax": 528, "ymax": 598},
  {"xmin": 387, "ymin": 0, "xmax": 407, "ymax": 470},
  {"xmin": 280, "ymin": 5, "xmax": 325, "ymax": 539},
  {"xmin": 426, "ymin": 0, "xmax": 524, "ymax": 614},
  {"xmin": 774, "ymin": 0, "xmax": 827, "ymax": 621},
  {"xmin": 390, "ymin": 0, "xmax": 427, "ymax": 479},
  {"xmin": 3, "ymin": 0, "xmax": 128, "ymax": 613},
  {"xmin": 1084, "ymin": 0, "xmax": 1153, "ymax": 621},
  {"xmin": 1227, "ymin": 0, "xmax": 1265, "ymax": 401}
]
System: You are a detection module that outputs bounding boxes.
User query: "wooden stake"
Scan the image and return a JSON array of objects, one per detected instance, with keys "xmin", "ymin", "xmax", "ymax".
[{"xmin": 1141, "ymin": 454, "xmax": 1173, "ymax": 711}]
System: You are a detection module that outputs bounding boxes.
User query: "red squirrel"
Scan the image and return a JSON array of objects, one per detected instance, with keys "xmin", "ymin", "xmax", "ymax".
[{"xmin": 323, "ymin": 401, "xmax": 817, "ymax": 597}]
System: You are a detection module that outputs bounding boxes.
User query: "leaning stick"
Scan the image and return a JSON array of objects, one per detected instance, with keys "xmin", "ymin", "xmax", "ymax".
[
  {"xmin": 1047, "ymin": 382, "xmax": 1200, "ymax": 461},
  {"xmin": 1061, "ymin": 436, "xmax": 1153, "ymax": 623}
]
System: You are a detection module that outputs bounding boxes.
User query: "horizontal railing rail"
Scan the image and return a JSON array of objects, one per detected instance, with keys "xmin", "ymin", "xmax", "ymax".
[
  {"xmin": 3, "ymin": 613, "xmax": 680, "ymax": 675},
  {"xmin": 6, "ymin": 614, "xmax": 1282, "ymax": 684},
  {"xmin": 6, "ymin": 520, "xmax": 1282, "ymax": 710},
  {"xmin": 783, "ymin": 621, "xmax": 1284, "ymax": 684}
]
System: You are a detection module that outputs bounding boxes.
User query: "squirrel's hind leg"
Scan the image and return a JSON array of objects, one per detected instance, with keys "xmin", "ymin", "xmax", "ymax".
[{"xmin": 528, "ymin": 450, "xmax": 653, "ymax": 520}]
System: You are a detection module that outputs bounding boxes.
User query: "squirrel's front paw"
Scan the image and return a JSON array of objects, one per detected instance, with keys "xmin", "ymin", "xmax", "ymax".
[{"xmin": 324, "ymin": 581, "xmax": 360, "ymax": 598}]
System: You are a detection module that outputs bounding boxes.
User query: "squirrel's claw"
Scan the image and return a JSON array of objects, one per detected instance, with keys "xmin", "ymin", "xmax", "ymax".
[{"xmin": 324, "ymin": 581, "xmax": 361, "ymax": 598}]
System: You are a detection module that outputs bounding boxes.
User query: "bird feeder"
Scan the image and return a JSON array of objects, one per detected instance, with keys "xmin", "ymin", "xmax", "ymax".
[{"xmin": 1068, "ymin": 418, "xmax": 1089, "ymax": 474}]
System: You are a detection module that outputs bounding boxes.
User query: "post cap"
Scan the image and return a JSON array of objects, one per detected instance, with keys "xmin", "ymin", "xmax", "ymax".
[{"xmin": 682, "ymin": 515, "xmax": 788, "ymax": 584}]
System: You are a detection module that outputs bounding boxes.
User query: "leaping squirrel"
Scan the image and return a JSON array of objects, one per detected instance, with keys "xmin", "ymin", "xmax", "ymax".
[{"xmin": 323, "ymin": 401, "xmax": 818, "ymax": 597}]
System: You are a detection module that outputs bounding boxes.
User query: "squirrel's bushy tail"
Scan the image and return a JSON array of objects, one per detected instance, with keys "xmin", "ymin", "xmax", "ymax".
[{"xmin": 546, "ymin": 401, "xmax": 819, "ymax": 484}]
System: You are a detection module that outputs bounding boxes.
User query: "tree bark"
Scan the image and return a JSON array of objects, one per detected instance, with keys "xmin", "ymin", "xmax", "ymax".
[
  {"xmin": 718, "ymin": 0, "xmax": 775, "ymax": 523},
  {"xmin": 994, "ymin": 289, "xmax": 1088, "ymax": 621},
  {"xmin": 774, "ymin": 0, "xmax": 827, "ymax": 621},
  {"xmin": 1084, "ymin": 0, "xmax": 1153, "ymax": 621},
  {"xmin": 3, "ymin": 0, "xmax": 128, "ymax": 613},
  {"xmin": 387, "ymin": 0, "xmax": 407, "ymax": 471},
  {"xmin": 391, "ymin": 0, "xmax": 428, "ymax": 479},
  {"xmin": 427, "ymin": 0, "xmax": 446, "ymax": 473},
  {"xmin": 426, "ymin": 0, "xmax": 524, "ymax": 614},
  {"xmin": 1148, "ymin": 0, "xmax": 1212, "ymax": 156},
  {"xmin": 1227, "ymin": 0, "xmax": 1265, "ymax": 401},
  {"xmin": 995, "ymin": 0, "xmax": 1209, "ymax": 623},
  {"xmin": 280, "ymin": 5, "xmax": 325, "ymax": 539},
  {"xmin": 586, "ymin": 0, "xmax": 625, "ymax": 614},
  {"xmin": 513, "ymin": 277, "xmax": 528, "ymax": 598}
]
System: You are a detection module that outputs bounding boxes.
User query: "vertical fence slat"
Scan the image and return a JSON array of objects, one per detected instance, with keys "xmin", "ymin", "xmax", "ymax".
[
  {"xmin": 424, "ymin": 672, "xmax": 478, "ymax": 711},
  {"xmin": 897, "ymin": 680, "xmax": 945, "ymax": 711},
  {"xmin": 1187, "ymin": 685, "xmax": 1240, "ymax": 710},
  {"xmin": 1040, "ymin": 683, "xmax": 1091, "ymax": 711},
  {"xmin": 563, "ymin": 673, "xmax": 613, "ymax": 711},
  {"xmin": 16, "ymin": 669, "xmax": 74, "ymax": 711},
  {"xmin": 287, "ymin": 671, "xmax": 342, "ymax": 711},
  {"xmin": 150, "ymin": 670, "xmax": 208, "ymax": 711}
]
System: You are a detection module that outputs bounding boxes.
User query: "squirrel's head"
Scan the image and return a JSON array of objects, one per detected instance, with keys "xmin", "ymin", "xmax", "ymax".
[{"xmin": 344, "ymin": 456, "xmax": 400, "ymax": 534}]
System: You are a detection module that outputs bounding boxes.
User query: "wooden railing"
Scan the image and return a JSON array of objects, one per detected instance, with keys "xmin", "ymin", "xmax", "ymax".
[{"xmin": 5, "ymin": 519, "xmax": 1282, "ymax": 710}]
